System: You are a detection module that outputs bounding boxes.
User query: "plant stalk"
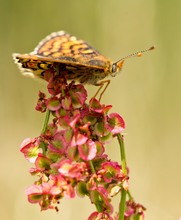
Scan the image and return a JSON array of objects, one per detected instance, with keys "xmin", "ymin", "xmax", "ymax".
[
  {"xmin": 117, "ymin": 133, "xmax": 127, "ymax": 220},
  {"xmin": 41, "ymin": 109, "xmax": 50, "ymax": 134}
]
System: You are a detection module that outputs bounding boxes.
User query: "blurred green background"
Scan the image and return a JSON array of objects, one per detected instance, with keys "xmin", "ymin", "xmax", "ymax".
[{"xmin": 1, "ymin": 0, "xmax": 181, "ymax": 219}]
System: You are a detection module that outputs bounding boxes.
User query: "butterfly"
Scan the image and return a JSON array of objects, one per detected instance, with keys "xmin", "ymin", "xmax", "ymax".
[{"xmin": 13, "ymin": 31, "xmax": 155, "ymax": 99}]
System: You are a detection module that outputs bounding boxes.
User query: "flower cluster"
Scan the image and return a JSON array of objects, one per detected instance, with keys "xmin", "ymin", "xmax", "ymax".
[
  {"xmin": 20, "ymin": 67, "xmax": 145, "ymax": 219},
  {"xmin": 124, "ymin": 200, "xmax": 146, "ymax": 220}
]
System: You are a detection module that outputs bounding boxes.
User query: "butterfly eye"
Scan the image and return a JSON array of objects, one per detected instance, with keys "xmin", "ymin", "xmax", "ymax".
[
  {"xmin": 111, "ymin": 63, "xmax": 118, "ymax": 77},
  {"xmin": 111, "ymin": 63, "xmax": 117, "ymax": 73}
]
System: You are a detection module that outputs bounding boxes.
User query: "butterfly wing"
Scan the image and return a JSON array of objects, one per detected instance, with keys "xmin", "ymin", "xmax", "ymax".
[{"xmin": 13, "ymin": 31, "xmax": 112, "ymax": 84}]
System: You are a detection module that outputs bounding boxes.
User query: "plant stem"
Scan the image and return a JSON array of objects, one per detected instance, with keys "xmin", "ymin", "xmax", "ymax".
[
  {"xmin": 127, "ymin": 190, "xmax": 133, "ymax": 201},
  {"xmin": 117, "ymin": 133, "xmax": 127, "ymax": 175},
  {"xmin": 89, "ymin": 160, "xmax": 96, "ymax": 173},
  {"xmin": 119, "ymin": 189, "xmax": 127, "ymax": 220},
  {"xmin": 41, "ymin": 109, "xmax": 50, "ymax": 134},
  {"xmin": 40, "ymin": 109, "xmax": 50, "ymax": 154},
  {"xmin": 117, "ymin": 133, "xmax": 127, "ymax": 220}
]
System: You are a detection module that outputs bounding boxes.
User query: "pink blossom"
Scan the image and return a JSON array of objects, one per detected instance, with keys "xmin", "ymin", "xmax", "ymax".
[
  {"xmin": 20, "ymin": 138, "xmax": 42, "ymax": 163},
  {"xmin": 78, "ymin": 139, "xmax": 97, "ymax": 160},
  {"xmin": 26, "ymin": 182, "xmax": 61, "ymax": 210},
  {"xmin": 106, "ymin": 113, "xmax": 125, "ymax": 134},
  {"xmin": 20, "ymin": 69, "xmax": 131, "ymax": 218},
  {"xmin": 88, "ymin": 211, "xmax": 114, "ymax": 220}
]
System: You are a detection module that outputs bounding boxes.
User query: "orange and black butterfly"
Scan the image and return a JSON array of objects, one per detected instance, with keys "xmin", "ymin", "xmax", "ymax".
[{"xmin": 13, "ymin": 31, "xmax": 155, "ymax": 99}]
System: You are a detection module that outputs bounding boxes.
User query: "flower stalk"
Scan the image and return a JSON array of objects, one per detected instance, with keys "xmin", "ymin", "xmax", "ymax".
[
  {"xmin": 41, "ymin": 109, "xmax": 50, "ymax": 134},
  {"xmin": 117, "ymin": 133, "xmax": 127, "ymax": 175},
  {"xmin": 19, "ymin": 67, "xmax": 146, "ymax": 220},
  {"xmin": 117, "ymin": 133, "xmax": 127, "ymax": 220}
]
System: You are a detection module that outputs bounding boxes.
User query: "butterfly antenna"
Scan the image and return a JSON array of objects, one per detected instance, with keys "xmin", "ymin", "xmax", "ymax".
[{"xmin": 117, "ymin": 45, "xmax": 156, "ymax": 63}]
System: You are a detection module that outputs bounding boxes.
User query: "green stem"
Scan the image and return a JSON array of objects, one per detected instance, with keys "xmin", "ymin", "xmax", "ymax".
[
  {"xmin": 119, "ymin": 189, "xmax": 127, "ymax": 220},
  {"xmin": 117, "ymin": 133, "xmax": 127, "ymax": 220},
  {"xmin": 117, "ymin": 133, "xmax": 127, "ymax": 175},
  {"xmin": 41, "ymin": 109, "xmax": 50, "ymax": 134},
  {"xmin": 127, "ymin": 190, "xmax": 133, "ymax": 201},
  {"xmin": 89, "ymin": 160, "xmax": 96, "ymax": 173},
  {"xmin": 40, "ymin": 109, "xmax": 50, "ymax": 154}
]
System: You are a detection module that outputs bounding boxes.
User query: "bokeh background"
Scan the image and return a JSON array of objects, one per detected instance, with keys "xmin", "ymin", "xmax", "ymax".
[{"xmin": 1, "ymin": 0, "xmax": 181, "ymax": 219}]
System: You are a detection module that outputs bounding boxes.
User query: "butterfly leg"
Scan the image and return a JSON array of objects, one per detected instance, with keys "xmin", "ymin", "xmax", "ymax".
[{"xmin": 94, "ymin": 80, "xmax": 110, "ymax": 101}]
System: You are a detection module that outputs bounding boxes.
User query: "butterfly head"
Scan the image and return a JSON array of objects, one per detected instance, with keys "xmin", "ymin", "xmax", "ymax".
[
  {"xmin": 110, "ymin": 45, "xmax": 155, "ymax": 78},
  {"xmin": 110, "ymin": 60, "xmax": 125, "ymax": 77}
]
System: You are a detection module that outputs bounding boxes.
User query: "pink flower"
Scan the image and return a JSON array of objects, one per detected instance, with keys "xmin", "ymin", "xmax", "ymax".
[
  {"xmin": 100, "ymin": 161, "xmax": 121, "ymax": 183},
  {"xmin": 35, "ymin": 154, "xmax": 52, "ymax": 171},
  {"xmin": 78, "ymin": 139, "xmax": 97, "ymax": 160},
  {"xmin": 26, "ymin": 182, "xmax": 61, "ymax": 210},
  {"xmin": 48, "ymin": 131, "xmax": 67, "ymax": 154},
  {"xmin": 58, "ymin": 159, "xmax": 88, "ymax": 180},
  {"xmin": 46, "ymin": 97, "xmax": 61, "ymax": 111},
  {"xmin": 90, "ymin": 186, "xmax": 113, "ymax": 214},
  {"xmin": 20, "ymin": 137, "xmax": 42, "ymax": 163},
  {"xmin": 20, "ymin": 67, "xmax": 130, "ymax": 218},
  {"xmin": 124, "ymin": 201, "xmax": 146, "ymax": 220},
  {"xmin": 88, "ymin": 211, "xmax": 114, "ymax": 220},
  {"xmin": 35, "ymin": 91, "xmax": 47, "ymax": 112},
  {"xmin": 106, "ymin": 113, "xmax": 125, "ymax": 134}
]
